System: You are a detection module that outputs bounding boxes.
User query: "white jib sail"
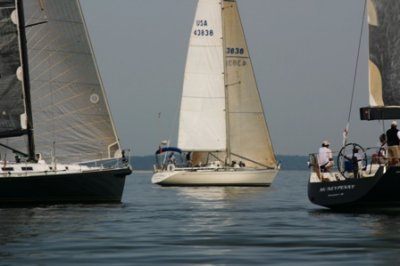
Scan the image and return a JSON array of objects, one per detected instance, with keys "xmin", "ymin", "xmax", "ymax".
[{"xmin": 177, "ymin": 0, "xmax": 226, "ymax": 152}]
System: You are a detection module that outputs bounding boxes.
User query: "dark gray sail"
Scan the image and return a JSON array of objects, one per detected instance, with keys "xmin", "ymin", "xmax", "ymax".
[
  {"xmin": 361, "ymin": 0, "xmax": 400, "ymax": 120},
  {"xmin": 0, "ymin": 2, "xmax": 26, "ymax": 138},
  {"xmin": 3, "ymin": 0, "xmax": 122, "ymax": 163}
]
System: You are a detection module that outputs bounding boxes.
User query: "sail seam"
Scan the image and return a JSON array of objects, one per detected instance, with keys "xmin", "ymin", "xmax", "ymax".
[
  {"xmin": 189, "ymin": 44, "xmax": 223, "ymax": 48},
  {"xmin": 226, "ymin": 55, "xmax": 249, "ymax": 59},
  {"xmin": 183, "ymin": 96, "xmax": 224, "ymax": 99},
  {"xmin": 229, "ymin": 111, "xmax": 264, "ymax": 114}
]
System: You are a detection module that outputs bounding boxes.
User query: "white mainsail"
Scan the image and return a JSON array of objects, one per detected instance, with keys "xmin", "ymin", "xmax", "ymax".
[
  {"xmin": 5, "ymin": 0, "xmax": 122, "ymax": 163},
  {"xmin": 178, "ymin": 0, "xmax": 277, "ymax": 168},
  {"xmin": 178, "ymin": 0, "xmax": 226, "ymax": 152}
]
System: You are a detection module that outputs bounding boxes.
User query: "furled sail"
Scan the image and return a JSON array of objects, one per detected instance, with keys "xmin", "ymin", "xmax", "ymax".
[
  {"xmin": 361, "ymin": 0, "xmax": 400, "ymax": 120},
  {"xmin": 0, "ymin": 1, "xmax": 26, "ymax": 139},
  {"xmin": 177, "ymin": 0, "xmax": 226, "ymax": 151},
  {"xmin": 5, "ymin": 0, "xmax": 122, "ymax": 163},
  {"xmin": 223, "ymin": 0, "xmax": 277, "ymax": 168}
]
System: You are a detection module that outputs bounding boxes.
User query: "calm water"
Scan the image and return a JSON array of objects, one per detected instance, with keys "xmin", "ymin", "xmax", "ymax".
[{"xmin": 1, "ymin": 171, "xmax": 400, "ymax": 265}]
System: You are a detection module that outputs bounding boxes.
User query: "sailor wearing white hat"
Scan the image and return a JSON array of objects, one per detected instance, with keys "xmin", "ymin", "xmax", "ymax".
[{"xmin": 318, "ymin": 140, "xmax": 333, "ymax": 172}]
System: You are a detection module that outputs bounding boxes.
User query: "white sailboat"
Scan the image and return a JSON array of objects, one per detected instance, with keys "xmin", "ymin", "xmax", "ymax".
[
  {"xmin": 0, "ymin": 0, "xmax": 131, "ymax": 205},
  {"xmin": 152, "ymin": 0, "xmax": 279, "ymax": 186}
]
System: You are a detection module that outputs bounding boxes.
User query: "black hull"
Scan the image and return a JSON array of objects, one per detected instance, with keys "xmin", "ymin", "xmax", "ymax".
[
  {"xmin": 0, "ymin": 167, "xmax": 131, "ymax": 207},
  {"xmin": 308, "ymin": 166, "xmax": 400, "ymax": 209}
]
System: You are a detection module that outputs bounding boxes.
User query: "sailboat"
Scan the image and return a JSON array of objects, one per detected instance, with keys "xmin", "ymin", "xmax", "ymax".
[
  {"xmin": 152, "ymin": 0, "xmax": 279, "ymax": 186},
  {"xmin": 0, "ymin": 0, "xmax": 131, "ymax": 205},
  {"xmin": 308, "ymin": 0, "xmax": 400, "ymax": 209}
]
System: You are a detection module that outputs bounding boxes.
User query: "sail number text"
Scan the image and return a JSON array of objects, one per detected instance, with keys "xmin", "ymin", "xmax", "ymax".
[
  {"xmin": 226, "ymin": 47, "xmax": 247, "ymax": 67},
  {"xmin": 226, "ymin": 48, "xmax": 245, "ymax": 55},
  {"xmin": 227, "ymin": 59, "xmax": 247, "ymax": 67},
  {"xmin": 193, "ymin": 19, "xmax": 214, "ymax": 37},
  {"xmin": 194, "ymin": 29, "xmax": 214, "ymax": 37}
]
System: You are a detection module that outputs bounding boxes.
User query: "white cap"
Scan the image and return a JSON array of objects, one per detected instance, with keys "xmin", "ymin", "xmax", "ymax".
[
  {"xmin": 322, "ymin": 140, "xmax": 330, "ymax": 146},
  {"xmin": 392, "ymin": 121, "xmax": 398, "ymax": 126}
]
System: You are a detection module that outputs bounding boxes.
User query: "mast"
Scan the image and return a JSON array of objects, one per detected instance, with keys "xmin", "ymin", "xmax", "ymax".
[
  {"xmin": 16, "ymin": 0, "xmax": 36, "ymax": 161},
  {"xmin": 222, "ymin": 0, "xmax": 231, "ymax": 164}
]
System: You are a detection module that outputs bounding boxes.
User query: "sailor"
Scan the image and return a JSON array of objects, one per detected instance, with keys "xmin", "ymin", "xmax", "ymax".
[
  {"xmin": 121, "ymin": 149, "xmax": 128, "ymax": 164},
  {"xmin": 372, "ymin": 133, "xmax": 387, "ymax": 164},
  {"xmin": 186, "ymin": 152, "xmax": 192, "ymax": 167},
  {"xmin": 36, "ymin": 153, "xmax": 46, "ymax": 164},
  {"xmin": 386, "ymin": 121, "xmax": 400, "ymax": 165},
  {"xmin": 231, "ymin": 160, "xmax": 239, "ymax": 168},
  {"xmin": 318, "ymin": 140, "xmax": 333, "ymax": 172},
  {"xmin": 168, "ymin": 153, "xmax": 176, "ymax": 165},
  {"xmin": 345, "ymin": 147, "xmax": 364, "ymax": 178}
]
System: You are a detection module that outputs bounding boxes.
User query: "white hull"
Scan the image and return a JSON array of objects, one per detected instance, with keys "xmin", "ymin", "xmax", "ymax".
[{"xmin": 152, "ymin": 168, "xmax": 278, "ymax": 186}]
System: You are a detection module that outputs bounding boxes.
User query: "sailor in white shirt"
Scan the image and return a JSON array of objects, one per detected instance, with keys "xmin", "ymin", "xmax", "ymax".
[{"xmin": 318, "ymin": 140, "xmax": 333, "ymax": 172}]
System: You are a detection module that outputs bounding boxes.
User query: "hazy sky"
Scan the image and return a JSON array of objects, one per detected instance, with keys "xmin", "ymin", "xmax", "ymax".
[{"xmin": 80, "ymin": 0, "xmax": 382, "ymax": 156}]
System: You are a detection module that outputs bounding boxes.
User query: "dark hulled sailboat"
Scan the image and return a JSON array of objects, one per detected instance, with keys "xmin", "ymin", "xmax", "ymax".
[
  {"xmin": 308, "ymin": 0, "xmax": 400, "ymax": 209},
  {"xmin": 0, "ymin": 0, "xmax": 131, "ymax": 205}
]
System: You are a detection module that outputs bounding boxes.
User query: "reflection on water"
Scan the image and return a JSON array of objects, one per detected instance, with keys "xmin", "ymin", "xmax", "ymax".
[
  {"xmin": 0, "ymin": 204, "xmax": 124, "ymax": 261},
  {"xmin": 176, "ymin": 186, "xmax": 270, "ymax": 204},
  {"xmin": 368, "ymin": 215, "xmax": 400, "ymax": 265},
  {"xmin": 0, "ymin": 208, "xmax": 36, "ymax": 246},
  {"xmin": 308, "ymin": 208, "xmax": 400, "ymax": 265},
  {"xmin": 173, "ymin": 187, "xmax": 271, "ymax": 234}
]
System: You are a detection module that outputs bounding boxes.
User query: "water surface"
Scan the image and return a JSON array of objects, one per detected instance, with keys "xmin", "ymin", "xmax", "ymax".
[{"xmin": 1, "ymin": 171, "xmax": 400, "ymax": 265}]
